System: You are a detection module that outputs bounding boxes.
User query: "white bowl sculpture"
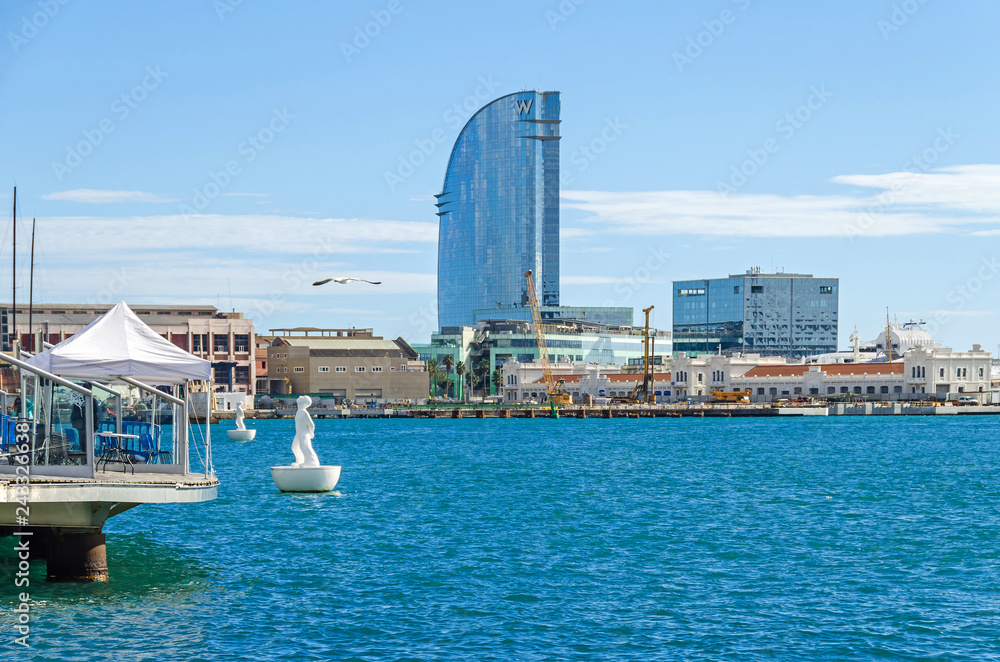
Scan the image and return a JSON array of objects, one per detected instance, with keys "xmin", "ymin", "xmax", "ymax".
[
  {"xmin": 271, "ymin": 465, "xmax": 341, "ymax": 492},
  {"xmin": 270, "ymin": 395, "xmax": 341, "ymax": 493},
  {"xmin": 227, "ymin": 402, "xmax": 257, "ymax": 441}
]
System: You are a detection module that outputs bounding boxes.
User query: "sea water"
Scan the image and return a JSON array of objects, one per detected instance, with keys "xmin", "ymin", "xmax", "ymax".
[{"xmin": 2, "ymin": 416, "xmax": 1000, "ymax": 660}]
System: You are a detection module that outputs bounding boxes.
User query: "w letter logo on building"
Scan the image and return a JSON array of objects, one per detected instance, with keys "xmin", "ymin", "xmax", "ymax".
[{"xmin": 514, "ymin": 99, "xmax": 533, "ymax": 115}]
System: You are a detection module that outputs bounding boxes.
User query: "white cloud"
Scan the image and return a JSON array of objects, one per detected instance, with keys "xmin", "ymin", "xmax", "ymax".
[
  {"xmin": 902, "ymin": 310, "xmax": 999, "ymax": 319},
  {"xmin": 562, "ymin": 275, "xmax": 660, "ymax": 285},
  {"xmin": 33, "ymin": 213, "xmax": 436, "ymax": 255},
  {"xmin": 20, "ymin": 213, "xmax": 438, "ymax": 315},
  {"xmin": 564, "ymin": 246, "xmax": 613, "ymax": 253},
  {"xmin": 562, "ymin": 164, "xmax": 1000, "ymax": 238},
  {"xmin": 42, "ymin": 189, "xmax": 180, "ymax": 204},
  {"xmin": 560, "ymin": 227, "xmax": 596, "ymax": 239},
  {"xmin": 221, "ymin": 192, "xmax": 271, "ymax": 198}
]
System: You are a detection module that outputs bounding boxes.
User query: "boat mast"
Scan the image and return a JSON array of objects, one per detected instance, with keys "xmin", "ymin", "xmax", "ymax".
[
  {"xmin": 28, "ymin": 218, "xmax": 35, "ymax": 352},
  {"xmin": 11, "ymin": 186, "xmax": 16, "ymax": 356}
]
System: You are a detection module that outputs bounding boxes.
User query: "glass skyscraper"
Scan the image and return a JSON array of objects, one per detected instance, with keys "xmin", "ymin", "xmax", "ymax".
[
  {"xmin": 672, "ymin": 271, "xmax": 839, "ymax": 358},
  {"xmin": 436, "ymin": 91, "xmax": 561, "ymax": 329}
]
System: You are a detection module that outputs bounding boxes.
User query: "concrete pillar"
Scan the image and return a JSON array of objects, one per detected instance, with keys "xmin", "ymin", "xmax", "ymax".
[{"xmin": 46, "ymin": 532, "xmax": 108, "ymax": 582}]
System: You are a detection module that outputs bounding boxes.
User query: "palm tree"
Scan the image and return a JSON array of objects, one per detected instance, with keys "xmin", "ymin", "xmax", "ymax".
[
  {"xmin": 469, "ymin": 370, "xmax": 481, "ymax": 399},
  {"xmin": 441, "ymin": 354, "xmax": 454, "ymax": 398},
  {"xmin": 478, "ymin": 358, "xmax": 491, "ymax": 395},
  {"xmin": 492, "ymin": 369, "xmax": 503, "ymax": 394},
  {"xmin": 426, "ymin": 358, "xmax": 440, "ymax": 398},
  {"xmin": 436, "ymin": 373, "xmax": 450, "ymax": 397},
  {"xmin": 455, "ymin": 361, "xmax": 467, "ymax": 403}
]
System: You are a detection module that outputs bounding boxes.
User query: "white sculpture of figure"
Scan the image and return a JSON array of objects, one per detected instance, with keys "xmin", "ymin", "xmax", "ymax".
[
  {"xmin": 227, "ymin": 401, "xmax": 256, "ymax": 440},
  {"xmin": 235, "ymin": 402, "xmax": 247, "ymax": 431},
  {"xmin": 291, "ymin": 395, "xmax": 320, "ymax": 467},
  {"xmin": 271, "ymin": 393, "xmax": 340, "ymax": 492}
]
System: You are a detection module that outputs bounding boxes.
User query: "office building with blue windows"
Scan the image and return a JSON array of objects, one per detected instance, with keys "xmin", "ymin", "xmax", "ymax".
[
  {"xmin": 435, "ymin": 90, "xmax": 562, "ymax": 329},
  {"xmin": 672, "ymin": 270, "xmax": 839, "ymax": 358}
]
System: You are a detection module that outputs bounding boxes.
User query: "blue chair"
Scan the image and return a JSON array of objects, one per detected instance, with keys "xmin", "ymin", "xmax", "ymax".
[
  {"xmin": 132, "ymin": 423, "xmax": 169, "ymax": 464},
  {"xmin": 62, "ymin": 427, "xmax": 79, "ymax": 449},
  {"xmin": 0, "ymin": 415, "xmax": 11, "ymax": 453},
  {"xmin": 3, "ymin": 416, "xmax": 21, "ymax": 455}
]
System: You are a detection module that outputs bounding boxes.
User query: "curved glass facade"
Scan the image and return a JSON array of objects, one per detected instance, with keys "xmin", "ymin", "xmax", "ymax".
[{"xmin": 436, "ymin": 91, "xmax": 561, "ymax": 329}]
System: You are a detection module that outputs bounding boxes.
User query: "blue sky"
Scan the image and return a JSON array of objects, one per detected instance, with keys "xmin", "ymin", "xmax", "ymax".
[{"xmin": 1, "ymin": 0, "xmax": 998, "ymax": 352}]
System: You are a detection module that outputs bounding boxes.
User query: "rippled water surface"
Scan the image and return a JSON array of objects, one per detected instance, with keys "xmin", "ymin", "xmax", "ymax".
[{"xmin": 3, "ymin": 416, "xmax": 1000, "ymax": 660}]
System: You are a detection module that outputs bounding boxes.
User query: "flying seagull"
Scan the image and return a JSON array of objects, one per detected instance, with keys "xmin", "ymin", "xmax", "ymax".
[{"xmin": 312, "ymin": 277, "xmax": 382, "ymax": 286}]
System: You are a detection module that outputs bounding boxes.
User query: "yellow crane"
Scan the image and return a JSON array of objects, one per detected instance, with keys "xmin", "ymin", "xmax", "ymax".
[
  {"xmin": 524, "ymin": 270, "xmax": 572, "ymax": 406},
  {"xmin": 613, "ymin": 305, "xmax": 656, "ymax": 405}
]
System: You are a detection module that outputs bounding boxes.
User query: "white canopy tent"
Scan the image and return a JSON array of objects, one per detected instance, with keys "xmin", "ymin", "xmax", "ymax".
[
  {"xmin": 26, "ymin": 301, "xmax": 211, "ymax": 382},
  {"xmin": 19, "ymin": 301, "xmax": 213, "ymax": 478}
]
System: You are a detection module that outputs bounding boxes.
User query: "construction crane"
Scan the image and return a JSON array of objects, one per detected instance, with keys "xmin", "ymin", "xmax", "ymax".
[
  {"xmin": 524, "ymin": 270, "xmax": 572, "ymax": 406},
  {"xmin": 614, "ymin": 305, "xmax": 656, "ymax": 405}
]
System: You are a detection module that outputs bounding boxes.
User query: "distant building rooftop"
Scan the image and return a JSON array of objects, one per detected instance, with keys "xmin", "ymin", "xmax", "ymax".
[{"xmin": 270, "ymin": 328, "xmax": 376, "ymax": 338}]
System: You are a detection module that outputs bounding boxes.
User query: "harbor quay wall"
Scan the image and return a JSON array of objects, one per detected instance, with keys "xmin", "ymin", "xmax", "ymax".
[{"xmin": 245, "ymin": 403, "xmax": 1000, "ymax": 420}]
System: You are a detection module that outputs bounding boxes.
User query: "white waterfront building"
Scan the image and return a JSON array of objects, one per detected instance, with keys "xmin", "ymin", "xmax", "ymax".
[
  {"xmin": 671, "ymin": 344, "xmax": 992, "ymax": 403},
  {"xmin": 500, "ymin": 335, "xmax": 993, "ymax": 405}
]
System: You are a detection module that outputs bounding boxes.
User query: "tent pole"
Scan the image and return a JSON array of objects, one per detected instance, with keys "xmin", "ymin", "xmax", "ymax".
[{"xmin": 206, "ymin": 375, "xmax": 212, "ymax": 478}]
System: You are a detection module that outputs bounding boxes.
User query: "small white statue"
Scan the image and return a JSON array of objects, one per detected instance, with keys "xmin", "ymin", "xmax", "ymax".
[
  {"xmin": 290, "ymin": 395, "xmax": 320, "ymax": 467},
  {"xmin": 235, "ymin": 402, "xmax": 247, "ymax": 431},
  {"xmin": 227, "ymin": 400, "xmax": 256, "ymax": 441}
]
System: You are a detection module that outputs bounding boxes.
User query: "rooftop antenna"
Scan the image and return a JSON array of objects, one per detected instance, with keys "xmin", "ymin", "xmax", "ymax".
[
  {"xmin": 885, "ymin": 307, "xmax": 892, "ymax": 363},
  {"xmin": 227, "ymin": 277, "xmax": 234, "ymax": 313}
]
